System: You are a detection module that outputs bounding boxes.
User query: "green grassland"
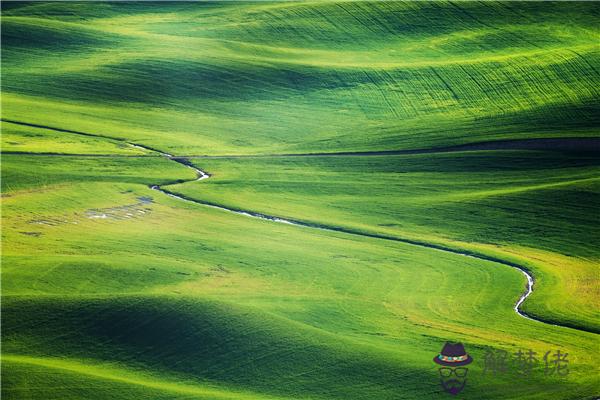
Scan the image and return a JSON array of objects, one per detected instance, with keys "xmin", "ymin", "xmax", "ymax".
[
  {"xmin": 172, "ymin": 151, "xmax": 600, "ymax": 332},
  {"xmin": 0, "ymin": 121, "xmax": 151, "ymax": 155},
  {"xmin": 3, "ymin": 153, "xmax": 599, "ymax": 400},
  {"xmin": 2, "ymin": 1, "xmax": 599, "ymax": 400},
  {"xmin": 2, "ymin": 2, "xmax": 599, "ymax": 154}
]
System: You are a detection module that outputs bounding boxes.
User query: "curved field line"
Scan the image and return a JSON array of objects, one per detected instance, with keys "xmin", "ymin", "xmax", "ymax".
[
  {"xmin": 3, "ymin": 119, "xmax": 599, "ymax": 158},
  {"xmin": 3, "ymin": 118, "xmax": 598, "ymax": 334}
]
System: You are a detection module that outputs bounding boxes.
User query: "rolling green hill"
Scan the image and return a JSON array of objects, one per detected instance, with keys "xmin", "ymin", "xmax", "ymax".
[
  {"xmin": 2, "ymin": 2, "xmax": 599, "ymax": 399},
  {"xmin": 3, "ymin": 2, "xmax": 599, "ymax": 154},
  {"xmin": 172, "ymin": 150, "xmax": 600, "ymax": 332}
]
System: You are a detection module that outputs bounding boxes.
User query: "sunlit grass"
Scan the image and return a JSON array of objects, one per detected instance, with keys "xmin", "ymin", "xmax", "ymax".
[{"xmin": 1, "ymin": 1, "xmax": 599, "ymax": 399}]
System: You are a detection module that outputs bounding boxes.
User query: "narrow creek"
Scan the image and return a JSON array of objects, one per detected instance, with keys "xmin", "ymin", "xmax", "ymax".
[
  {"xmin": 4, "ymin": 118, "xmax": 594, "ymax": 333},
  {"xmin": 152, "ymin": 149, "xmax": 546, "ymax": 325}
]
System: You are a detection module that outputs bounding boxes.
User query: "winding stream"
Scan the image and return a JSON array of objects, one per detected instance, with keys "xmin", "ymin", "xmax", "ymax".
[
  {"xmin": 152, "ymin": 149, "xmax": 547, "ymax": 324},
  {"xmin": 4, "ymin": 118, "xmax": 594, "ymax": 333}
]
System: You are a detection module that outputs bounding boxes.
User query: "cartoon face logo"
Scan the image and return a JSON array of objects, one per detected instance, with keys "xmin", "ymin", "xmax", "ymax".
[{"xmin": 433, "ymin": 342, "xmax": 473, "ymax": 395}]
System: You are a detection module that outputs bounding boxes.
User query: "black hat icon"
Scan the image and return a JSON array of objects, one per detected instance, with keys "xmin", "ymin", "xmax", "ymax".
[{"xmin": 433, "ymin": 342, "xmax": 473, "ymax": 367}]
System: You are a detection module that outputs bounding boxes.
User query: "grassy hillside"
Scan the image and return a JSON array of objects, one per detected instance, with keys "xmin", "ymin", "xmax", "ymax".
[
  {"xmin": 171, "ymin": 150, "xmax": 600, "ymax": 332},
  {"xmin": 2, "ymin": 2, "xmax": 599, "ymax": 400},
  {"xmin": 3, "ymin": 152, "xmax": 599, "ymax": 399},
  {"xmin": 2, "ymin": 2, "xmax": 599, "ymax": 154}
]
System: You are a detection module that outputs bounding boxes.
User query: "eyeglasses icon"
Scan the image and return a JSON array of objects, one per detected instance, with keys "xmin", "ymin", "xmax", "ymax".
[{"xmin": 439, "ymin": 367, "xmax": 468, "ymax": 378}]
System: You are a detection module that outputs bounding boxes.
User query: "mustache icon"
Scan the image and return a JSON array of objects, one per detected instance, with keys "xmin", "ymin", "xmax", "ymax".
[{"xmin": 441, "ymin": 378, "xmax": 466, "ymax": 395}]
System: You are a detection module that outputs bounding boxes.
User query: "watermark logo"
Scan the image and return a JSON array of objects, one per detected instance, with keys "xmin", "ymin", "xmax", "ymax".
[
  {"xmin": 483, "ymin": 347, "xmax": 569, "ymax": 377},
  {"xmin": 433, "ymin": 342, "xmax": 473, "ymax": 395},
  {"xmin": 433, "ymin": 343, "xmax": 570, "ymax": 395}
]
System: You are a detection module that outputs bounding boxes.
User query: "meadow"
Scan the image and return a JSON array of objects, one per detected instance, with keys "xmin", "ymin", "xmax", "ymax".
[
  {"xmin": 2, "ymin": 2, "xmax": 599, "ymax": 399},
  {"xmin": 173, "ymin": 150, "xmax": 600, "ymax": 333}
]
